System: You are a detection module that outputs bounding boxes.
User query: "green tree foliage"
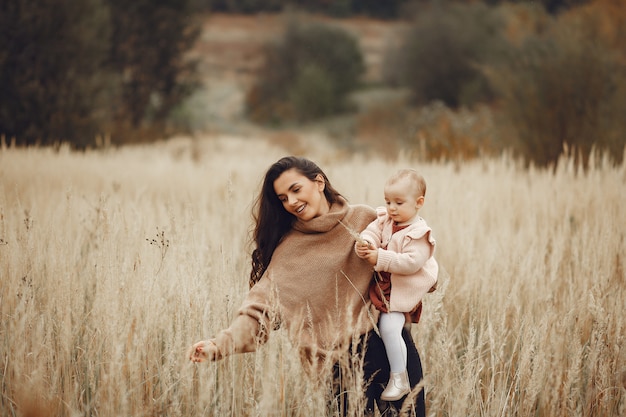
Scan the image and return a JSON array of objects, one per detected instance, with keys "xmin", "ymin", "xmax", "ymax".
[
  {"xmin": 291, "ymin": 0, "xmax": 410, "ymax": 18},
  {"xmin": 246, "ymin": 20, "xmax": 364, "ymax": 124},
  {"xmin": 107, "ymin": 0, "xmax": 201, "ymax": 138},
  {"xmin": 0, "ymin": 0, "xmax": 200, "ymax": 147},
  {"xmin": 491, "ymin": 15, "xmax": 626, "ymax": 167},
  {"xmin": 0, "ymin": 0, "xmax": 113, "ymax": 147},
  {"xmin": 523, "ymin": 0, "xmax": 592, "ymax": 15},
  {"xmin": 190, "ymin": 0, "xmax": 410, "ymax": 18},
  {"xmin": 385, "ymin": 2, "xmax": 506, "ymax": 109},
  {"xmin": 351, "ymin": 0, "xmax": 410, "ymax": 19},
  {"xmin": 193, "ymin": 0, "xmax": 283, "ymax": 13}
]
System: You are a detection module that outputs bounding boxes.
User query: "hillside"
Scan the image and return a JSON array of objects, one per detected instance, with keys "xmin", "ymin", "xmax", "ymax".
[{"xmin": 188, "ymin": 13, "xmax": 408, "ymax": 127}]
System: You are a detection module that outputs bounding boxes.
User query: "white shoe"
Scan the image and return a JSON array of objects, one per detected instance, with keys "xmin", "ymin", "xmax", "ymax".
[{"xmin": 380, "ymin": 370, "xmax": 410, "ymax": 401}]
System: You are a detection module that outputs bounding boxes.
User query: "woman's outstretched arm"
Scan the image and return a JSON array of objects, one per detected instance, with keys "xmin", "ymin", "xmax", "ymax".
[{"xmin": 187, "ymin": 279, "xmax": 276, "ymax": 362}]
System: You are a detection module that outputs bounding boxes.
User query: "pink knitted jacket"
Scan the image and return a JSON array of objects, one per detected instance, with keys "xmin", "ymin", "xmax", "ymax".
[
  {"xmin": 210, "ymin": 198, "xmax": 378, "ymax": 366},
  {"xmin": 360, "ymin": 207, "xmax": 438, "ymax": 312}
]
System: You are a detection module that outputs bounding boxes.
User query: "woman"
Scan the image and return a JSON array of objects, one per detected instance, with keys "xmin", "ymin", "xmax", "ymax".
[{"xmin": 188, "ymin": 156, "xmax": 426, "ymax": 416}]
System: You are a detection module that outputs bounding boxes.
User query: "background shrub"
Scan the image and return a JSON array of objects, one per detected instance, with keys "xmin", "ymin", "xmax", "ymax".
[
  {"xmin": 0, "ymin": 0, "xmax": 113, "ymax": 147},
  {"xmin": 189, "ymin": 0, "xmax": 411, "ymax": 18},
  {"xmin": 246, "ymin": 19, "xmax": 364, "ymax": 124},
  {"xmin": 107, "ymin": 0, "xmax": 201, "ymax": 143},
  {"xmin": 490, "ymin": 10, "xmax": 626, "ymax": 167},
  {"xmin": 384, "ymin": 2, "xmax": 506, "ymax": 109},
  {"xmin": 288, "ymin": 64, "xmax": 336, "ymax": 121},
  {"xmin": 0, "ymin": 0, "xmax": 201, "ymax": 147}
]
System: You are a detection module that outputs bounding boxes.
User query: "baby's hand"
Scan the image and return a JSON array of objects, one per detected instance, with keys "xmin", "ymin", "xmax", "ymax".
[
  {"xmin": 355, "ymin": 241, "xmax": 371, "ymax": 257},
  {"xmin": 188, "ymin": 340, "xmax": 217, "ymax": 363},
  {"xmin": 355, "ymin": 242, "xmax": 378, "ymax": 266}
]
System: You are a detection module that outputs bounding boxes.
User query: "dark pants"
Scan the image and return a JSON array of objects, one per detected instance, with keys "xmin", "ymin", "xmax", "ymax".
[{"xmin": 334, "ymin": 327, "xmax": 426, "ymax": 416}]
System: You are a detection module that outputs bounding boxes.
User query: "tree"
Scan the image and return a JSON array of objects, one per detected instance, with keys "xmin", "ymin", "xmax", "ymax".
[
  {"xmin": 0, "ymin": 0, "xmax": 113, "ymax": 147},
  {"xmin": 0, "ymin": 0, "xmax": 201, "ymax": 147},
  {"xmin": 491, "ymin": 14, "xmax": 626, "ymax": 167},
  {"xmin": 107, "ymin": 0, "xmax": 201, "ymax": 139},
  {"xmin": 386, "ymin": 2, "xmax": 506, "ymax": 108}
]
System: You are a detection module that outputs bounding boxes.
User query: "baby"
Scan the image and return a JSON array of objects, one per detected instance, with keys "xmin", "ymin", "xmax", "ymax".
[{"xmin": 355, "ymin": 168, "xmax": 438, "ymax": 401}]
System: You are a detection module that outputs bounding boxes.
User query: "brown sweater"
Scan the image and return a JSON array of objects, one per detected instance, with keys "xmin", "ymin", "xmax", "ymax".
[{"xmin": 211, "ymin": 198, "xmax": 377, "ymax": 366}]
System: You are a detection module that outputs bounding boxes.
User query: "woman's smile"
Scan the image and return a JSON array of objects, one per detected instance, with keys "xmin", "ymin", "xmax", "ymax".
[{"xmin": 274, "ymin": 168, "xmax": 329, "ymax": 220}]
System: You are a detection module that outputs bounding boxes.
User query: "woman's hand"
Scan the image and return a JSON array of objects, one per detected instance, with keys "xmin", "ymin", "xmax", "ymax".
[
  {"xmin": 355, "ymin": 242, "xmax": 378, "ymax": 266},
  {"xmin": 188, "ymin": 340, "xmax": 218, "ymax": 363}
]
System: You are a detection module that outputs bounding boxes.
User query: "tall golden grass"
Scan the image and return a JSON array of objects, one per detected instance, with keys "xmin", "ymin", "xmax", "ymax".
[{"xmin": 1, "ymin": 136, "xmax": 624, "ymax": 416}]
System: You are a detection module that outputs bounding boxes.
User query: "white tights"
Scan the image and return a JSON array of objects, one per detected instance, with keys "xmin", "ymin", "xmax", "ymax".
[{"xmin": 379, "ymin": 311, "xmax": 407, "ymax": 373}]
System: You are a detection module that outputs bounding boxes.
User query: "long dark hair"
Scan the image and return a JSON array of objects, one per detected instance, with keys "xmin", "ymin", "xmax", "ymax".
[{"xmin": 249, "ymin": 156, "xmax": 343, "ymax": 287}]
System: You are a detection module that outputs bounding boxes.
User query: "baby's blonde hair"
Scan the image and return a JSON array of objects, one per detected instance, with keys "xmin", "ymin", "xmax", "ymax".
[{"xmin": 386, "ymin": 168, "xmax": 427, "ymax": 197}]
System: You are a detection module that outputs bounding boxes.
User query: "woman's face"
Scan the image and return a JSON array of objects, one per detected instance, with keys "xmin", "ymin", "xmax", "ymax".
[{"xmin": 273, "ymin": 168, "xmax": 329, "ymax": 221}]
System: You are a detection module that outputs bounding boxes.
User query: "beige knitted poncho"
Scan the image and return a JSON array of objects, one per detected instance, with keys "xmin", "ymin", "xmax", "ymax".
[{"xmin": 210, "ymin": 198, "xmax": 378, "ymax": 366}]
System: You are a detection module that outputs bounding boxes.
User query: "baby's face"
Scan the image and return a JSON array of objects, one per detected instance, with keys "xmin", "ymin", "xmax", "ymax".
[{"xmin": 384, "ymin": 178, "xmax": 423, "ymax": 224}]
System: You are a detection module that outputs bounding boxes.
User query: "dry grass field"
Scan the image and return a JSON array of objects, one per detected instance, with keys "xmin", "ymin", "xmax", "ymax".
[{"xmin": 1, "ymin": 135, "xmax": 625, "ymax": 416}]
